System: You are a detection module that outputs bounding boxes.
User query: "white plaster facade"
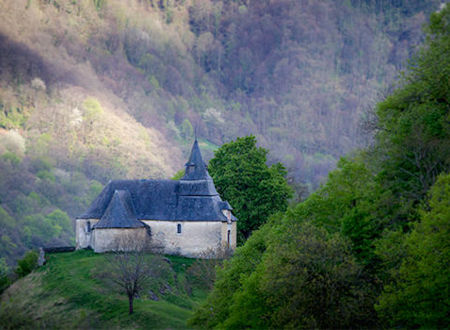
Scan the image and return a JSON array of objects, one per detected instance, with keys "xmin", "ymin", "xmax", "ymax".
[
  {"xmin": 92, "ymin": 228, "xmax": 149, "ymax": 253},
  {"xmin": 76, "ymin": 218, "xmax": 237, "ymax": 257},
  {"xmin": 142, "ymin": 220, "xmax": 237, "ymax": 257}
]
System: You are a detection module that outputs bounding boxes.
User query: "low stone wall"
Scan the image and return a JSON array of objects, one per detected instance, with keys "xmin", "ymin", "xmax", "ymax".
[{"xmin": 43, "ymin": 247, "xmax": 76, "ymax": 253}]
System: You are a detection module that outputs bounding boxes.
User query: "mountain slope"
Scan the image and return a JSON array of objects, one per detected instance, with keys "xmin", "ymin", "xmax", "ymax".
[
  {"xmin": 0, "ymin": 0, "xmax": 440, "ymax": 182},
  {"xmin": 0, "ymin": 0, "xmax": 441, "ymax": 264}
]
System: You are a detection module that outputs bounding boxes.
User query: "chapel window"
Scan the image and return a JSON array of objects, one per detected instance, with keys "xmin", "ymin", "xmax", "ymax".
[
  {"xmin": 177, "ymin": 223, "xmax": 182, "ymax": 234},
  {"xmin": 86, "ymin": 221, "xmax": 91, "ymax": 233}
]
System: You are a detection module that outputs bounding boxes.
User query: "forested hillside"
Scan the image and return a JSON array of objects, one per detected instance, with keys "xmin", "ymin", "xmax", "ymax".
[
  {"xmin": 190, "ymin": 5, "xmax": 449, "ymax": 328},
  {"xmin": 0, "ymin": 0, "xmax": 441, "ymax": 264}
]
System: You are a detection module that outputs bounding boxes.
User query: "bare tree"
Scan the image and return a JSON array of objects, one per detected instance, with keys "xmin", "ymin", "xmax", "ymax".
[{"xmin": 103, "ymin": 233, "xmax": 156, "ymax": 315}]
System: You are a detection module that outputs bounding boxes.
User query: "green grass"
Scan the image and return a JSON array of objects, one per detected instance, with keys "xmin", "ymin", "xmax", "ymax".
[{"xmin": 0, "ymin": 250, "xmax": 208, "ymax": 329}]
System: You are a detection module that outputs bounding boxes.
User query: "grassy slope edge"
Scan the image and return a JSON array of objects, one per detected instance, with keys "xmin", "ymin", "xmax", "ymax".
[{"xmin": 0, "ymin": 250, "xmax": 207, "ymax": 329}]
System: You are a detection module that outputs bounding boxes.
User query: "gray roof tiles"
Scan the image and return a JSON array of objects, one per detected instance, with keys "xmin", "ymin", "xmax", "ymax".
[
  {"xmin": 78, "ymin": 140, "xmax": 236, "ymax": 226},
  {"xmin": 181, "ymin": 139, "xmax": 212, "ymax": 181},
  {"xmin": 94, "ymin": 190, "xmax": 144, "ymax": 228}
]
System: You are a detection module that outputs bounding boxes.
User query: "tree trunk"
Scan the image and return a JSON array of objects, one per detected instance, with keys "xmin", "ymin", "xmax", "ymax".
[{"xmin": 128, "ymin": 295, "xmax": 134, "ymax": 315}]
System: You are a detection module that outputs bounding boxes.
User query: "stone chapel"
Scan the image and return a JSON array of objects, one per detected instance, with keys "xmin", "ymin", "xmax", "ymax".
[{"xmin": 75, "ymin": 139, "xmax": 237, "ymax": 257}]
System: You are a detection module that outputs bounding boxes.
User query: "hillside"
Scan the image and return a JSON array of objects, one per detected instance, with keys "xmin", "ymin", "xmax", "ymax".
[
  {"xmin": 0, "ymin": 0, "xmax": 441, "ymax": 263},
  {"xmin": 0, "ymin": 250, "xmax": 208, "ymax": 329},
  {"xmin": 189, "ymin": 5, "xmax": 450, "ymax": 327},
  {"xmin": 0, "ymin": 0, "xmax": 440, "ymax": 181}
]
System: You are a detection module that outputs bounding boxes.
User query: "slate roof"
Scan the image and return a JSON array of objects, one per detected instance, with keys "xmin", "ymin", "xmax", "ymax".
[
  {"xmin": 94, "ymin": 190, "xmax": 144, "ymax": 228},
  {"xmin": 78, "ymin": 140, "xmax": 236, "ymax": 225},
  {"xmin": 182, "ymin": 139, "xmax": 211, "ymax": 181}
]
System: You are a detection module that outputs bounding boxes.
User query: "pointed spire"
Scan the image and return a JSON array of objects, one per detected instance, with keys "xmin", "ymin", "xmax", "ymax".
[{"xmin": 181, "ymin": 139, "xmax": 211, "ymax": 180}]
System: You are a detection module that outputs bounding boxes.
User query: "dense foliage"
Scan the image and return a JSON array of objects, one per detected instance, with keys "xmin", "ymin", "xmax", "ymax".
[
  {"xmin": 190, "ymin": 219, "xmax": 376, "ymax": 329},
  {"xmin": 0, "ymin": 153, "xmax": 102, "ymax": 265},
  {"xmin": 190, "ymin": 6, "xmax": 450, "ymax": 328},
  {"xmin": 0, "ymin": 0, "xmax": 440, "ymax": 267},
  {"xmin": 208, "ymin": 136, "xmax": 292, "ymax": 242},
  {"xmin": 187, "ymin": 0, "xmax": 441, "ymax": 182},
  {"xmin": 376, "ymin": 173, "xmax": 450, "ymax": 328}
]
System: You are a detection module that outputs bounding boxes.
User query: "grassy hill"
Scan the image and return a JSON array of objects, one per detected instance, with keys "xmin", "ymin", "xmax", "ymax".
[{"xmin": 0, "ymin": 250, "xmax": 208, "ymax": 329}]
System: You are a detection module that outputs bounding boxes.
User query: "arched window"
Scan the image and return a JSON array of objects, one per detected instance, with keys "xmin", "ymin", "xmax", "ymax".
[
  {"xmin": 227, "ymin": 230, "xmax": 231, "ymax": 248},
  {"xmin": 177, "ymin": 223, "xmax": 182, "ymax": 234},
  {"xmin": 86, "ymin": 221, "xmax": 91, "ymax": 233}
]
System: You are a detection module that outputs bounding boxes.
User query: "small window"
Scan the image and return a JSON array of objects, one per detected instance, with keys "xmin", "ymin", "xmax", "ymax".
[
  {"xmin": 86, "ymin": 221, "xmax": 91, "ymax": 233},
  {"xmin": 177, "ymin": 224, "xmax": 182, "ymax": 234},
  {"xmin": 227, "ymin": 230, "xmax": 231, "ymax": 248}
]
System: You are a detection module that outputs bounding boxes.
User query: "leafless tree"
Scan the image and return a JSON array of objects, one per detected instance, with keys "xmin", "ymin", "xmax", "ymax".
[{"xmin": 103, "ymin": 233, "xmax": 157, "ymax": 315}]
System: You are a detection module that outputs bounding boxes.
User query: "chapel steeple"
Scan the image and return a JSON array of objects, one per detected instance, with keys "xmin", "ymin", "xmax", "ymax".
[{"xmin": 181, "ymin": 138, "xmax": 211, "ymax": 181}]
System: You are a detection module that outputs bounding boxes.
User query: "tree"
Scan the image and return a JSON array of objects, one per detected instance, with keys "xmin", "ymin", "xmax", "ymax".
[
  {"xmin": 186, "ymin": 245, "xmax": 232, "ymax": 290},
  {"xmin": 376, "ymin": 173, "xmax": 450, "ymax": 328},
  {"xmin": 0, "ymin": 257, "xmax": 10, "ymax": 293},
  {"xmin": 15, "ymin": 250, "xmax": 38, "ymax": 278},
  {"xmin": 374, "ymin": 4, "xmax": 450, "ymax": 225},
  {"xmin": 208, "ymin": 135, "xmax": 292, "ymax": 243},
  {"xmin": 188, "ymin": 223, "xmax": 271, "ymax": 328},
  {"xmin": 190, "ymin": 219, "xmax": 377, "ymax": 329},
  {"xmin": 102, "ymin": 235, "xmax": 158, "ymax": 315}
]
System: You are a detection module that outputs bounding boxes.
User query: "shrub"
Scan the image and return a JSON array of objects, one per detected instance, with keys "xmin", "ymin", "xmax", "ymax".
[{"xmin": 15, "ymin": 250, "xmax": 38, "ymax": 278}]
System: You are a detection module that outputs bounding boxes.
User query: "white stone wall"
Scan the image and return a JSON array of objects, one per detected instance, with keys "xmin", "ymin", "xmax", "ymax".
[
  {"xmin": 75, "ymin": 219, "xmax": 99, "ymax": 249},
  {"xmin": 76, "ymin": 218, "xmax": 237, "ymax": 257},
  {"xmin": 142, "ymin": 220, "xmax": 226, "ymax": 257},
  {"xmin": 92, "ymin": 227, "xmax": 148, "ymax": 253}
]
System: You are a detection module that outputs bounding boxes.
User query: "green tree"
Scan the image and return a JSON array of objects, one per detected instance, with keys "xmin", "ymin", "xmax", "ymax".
[
  {"xmin": 376, "ymin": 173, "xmax": 450, "ymax": 328},
  {"xmin": 188, "ymin": 223, "xmax": 271, "ymax": 328},
  {"xmin": 190, "ymin": 218, "xmax": 377, "ymax": 329},
  {"xmin": 45, "ymin": 209, "xmax": 71, "ymax": 236},
  {"xmin": 15, "ymin": 250, "xmax": 38, "ymax": 278},
  {"xmin": 290, "ymin": 157, "xmax": 389, "ymax": 270},
  {"xmin": 208, "ymin": 135, "xmax": 292, "ymax": 243},
  {"xmin": 374, "ymin": 4, "xmax": 450, "ymax": 226},
  {"xmin": 0, "ymin": 257, "xmax": 10, "ymax": 293}
]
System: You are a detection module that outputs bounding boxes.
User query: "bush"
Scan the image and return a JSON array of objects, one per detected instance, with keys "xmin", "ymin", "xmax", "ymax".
[{"xmin": 15, "ymin": 250, "xmax": 38, "ymax": 278}]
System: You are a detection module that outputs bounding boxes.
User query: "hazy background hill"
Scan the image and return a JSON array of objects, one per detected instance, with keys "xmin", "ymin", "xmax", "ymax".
[{"xmin": 0, "ymin": 0, "xmax": 441, "ymax": 263}]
